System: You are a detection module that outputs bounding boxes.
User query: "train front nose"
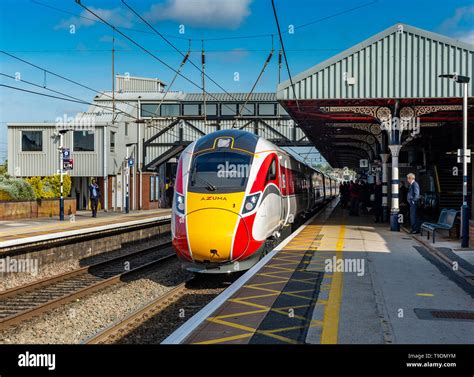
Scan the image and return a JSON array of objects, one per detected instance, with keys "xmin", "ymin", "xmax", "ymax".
[{"xmin": 186, "ymin": 208, "xmax": 249, "ymax": 263}]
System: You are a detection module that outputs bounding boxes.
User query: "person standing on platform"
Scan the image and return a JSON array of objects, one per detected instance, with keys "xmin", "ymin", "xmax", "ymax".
[
  {"xmin": 374, "ymin": 180, "xmax": 383, "ymax": 223},
  {"xmin": 166, "ymin": 181, "xmax": 175, "ymax": 208},
  {"xmin": 406, "ymin": 173, "xmax": 420, "ymax": 234},
  {"xmin": 89, "ymin": 179, "xmax": 100, "ymax": 218}
]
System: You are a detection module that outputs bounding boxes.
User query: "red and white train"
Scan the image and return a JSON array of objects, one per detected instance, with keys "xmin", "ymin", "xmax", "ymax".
[{"xmin": 171, "ymin": 130, "xmax": 338, "ymax": 273}]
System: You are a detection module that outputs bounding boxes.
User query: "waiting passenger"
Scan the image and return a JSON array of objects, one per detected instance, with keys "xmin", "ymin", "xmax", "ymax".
[
  {"xmin": 406, "ymin": 173, "xmax": 420, "ymax": 234},
  {"xmin": 89, "ymin": 179, "xmax": 100, "ymax": 218},
  {"xmin": 166, "ymin": 181, "xmax": 175, "ymax": 208}
]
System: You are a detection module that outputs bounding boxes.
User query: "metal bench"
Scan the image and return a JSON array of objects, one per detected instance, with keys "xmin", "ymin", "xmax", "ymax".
[{"xmin": 420, "ymin": 209, "xmax": 458, "ymax": 243}]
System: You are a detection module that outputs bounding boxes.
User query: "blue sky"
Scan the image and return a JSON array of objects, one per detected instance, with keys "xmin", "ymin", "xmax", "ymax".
[{"xmin": 1, "ymin": 0, "xmax": 473, "ymax": 163}]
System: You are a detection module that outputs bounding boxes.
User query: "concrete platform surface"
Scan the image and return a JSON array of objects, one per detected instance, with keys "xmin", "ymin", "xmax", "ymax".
[{"xmin": 0, "ymin": 209, "xmax": 171, "ymax": 244}]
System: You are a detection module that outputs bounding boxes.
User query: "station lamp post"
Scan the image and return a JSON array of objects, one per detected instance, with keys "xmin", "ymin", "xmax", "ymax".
[
  {"xmin": 125, "ymin": 142, "xmax": 137, "ymax": 214},
  {"xmin": 58, "ymin": 130, "xmax": 69, "ymax": 221},
  {"xmin": 439, "ymin": 74, "xmax": 470, "ymax": 248}
]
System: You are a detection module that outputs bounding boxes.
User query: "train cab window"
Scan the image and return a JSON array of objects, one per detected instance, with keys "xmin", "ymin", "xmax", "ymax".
[
  {"xmin": 266, "ymin": 158, "xmax": 277, "ymax": 184},
  {"xmin": 189, "ymin": 151, "xmax": 252, "ymax": 193}
]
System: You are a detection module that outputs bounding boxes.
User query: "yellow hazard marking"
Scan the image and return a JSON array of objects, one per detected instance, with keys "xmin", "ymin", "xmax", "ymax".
[
  {"xmin": 416, "ymin": 293, "xmax": 434, "ymax": 297},
  {"xmin": 320, "ymin": 221, "xmax": 346, "ymax": 344}
]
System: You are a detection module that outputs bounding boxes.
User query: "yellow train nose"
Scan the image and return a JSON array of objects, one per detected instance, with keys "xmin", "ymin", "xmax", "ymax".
[{"xmin": 186, "ymin": 208, "xmax": 247, "ymax": 263}]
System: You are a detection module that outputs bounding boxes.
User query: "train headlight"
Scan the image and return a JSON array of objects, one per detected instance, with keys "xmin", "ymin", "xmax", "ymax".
[
  {"xmin": 175, "ymin": 192, "xmax": 185, "ymax": 215},
  {"xmin": 242, "ymin": 193, "xmax": 260, "ymax": 214}
]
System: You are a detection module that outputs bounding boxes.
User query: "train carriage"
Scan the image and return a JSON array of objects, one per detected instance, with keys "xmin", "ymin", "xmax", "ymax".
[{"xmin": 171, "ymin": 129, "xmax": 334, "ymax": 273}]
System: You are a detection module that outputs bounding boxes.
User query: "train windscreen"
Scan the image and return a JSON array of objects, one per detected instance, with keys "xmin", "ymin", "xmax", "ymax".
[{"xmin": 188, "ymin": 151, "xmax": 252, "ymax": 193}]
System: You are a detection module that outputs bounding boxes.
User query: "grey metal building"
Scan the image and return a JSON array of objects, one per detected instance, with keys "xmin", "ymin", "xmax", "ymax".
[{"xmin": 8, "ymin": 75, "xmax": 307, "ymax": 211}]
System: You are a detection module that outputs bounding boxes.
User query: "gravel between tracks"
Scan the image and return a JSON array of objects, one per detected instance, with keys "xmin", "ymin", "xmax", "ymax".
[
  {"xmin": 116, "ymin": 274, "xmax": 242, "ymax": 344},
  {"xmin": 0, "ymin": 257, "xmax": 192, "ymax": 344}
]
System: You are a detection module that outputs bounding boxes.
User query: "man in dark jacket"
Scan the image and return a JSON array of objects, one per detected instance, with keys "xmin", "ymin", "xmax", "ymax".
[
  {"xmin": 406, "ymin": 173, "xmax": 420, "ymax": 234},
  {"xmin": 166, "ymin": 181, "xmax": 174, "ymax": 208},
  {"xmin": 89, "ymin": 179, "xmax": 100, "ymax": 218}
]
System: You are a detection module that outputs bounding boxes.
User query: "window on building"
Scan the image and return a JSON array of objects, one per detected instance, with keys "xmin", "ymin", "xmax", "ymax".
[
  {"xmin": 204, "ymin": 104, "xmax": 217, "ymax": 116},
  {"xmin": 258, "ymin": 103, "xmax": 276, "ymax": 116},
  {"xmin": 160, "ymin": 104, "xmax": 180, "ymax": 117},
  {"xmin": 183, "ymin": 104, "xmax": 200, "ymax": 116},
  {"xmin": 238, "ymin": 103, "xmax": 255, "ymax": 116},
  {"xmin": 110, "ymin": 131, "xmax": 116, "ymax": 153},
  {"xmin": 221, "ymin": 103, "xmax": 237, "ymax": 116},
  {"xmin": 21, "ymin": 131, "xmax": 43, "ymax": 152},
  {"xmin": 125, "ymin": 122, "xmax": 129, "ymax": 136},
  {"xmin": 141, "ymin": 104, "xmax": 159, "ymax": 118},
  {"xmin": 73, "ymin": 131, "xmax": 94, "ymax": 152}
]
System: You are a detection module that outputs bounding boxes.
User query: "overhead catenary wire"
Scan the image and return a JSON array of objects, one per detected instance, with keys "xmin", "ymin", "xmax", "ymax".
[
  {"xmin": 0, "ymin": 50, "xmax": 151, "ymax": 119},
  {"xmin": 31, "ymin": 0, "xmax": 377, "ymax": 43},
  {"xmin": 0, "ymin": 50, "xmax": 182, "ymax": 121},
  {"xmin": 121, "ymin": 0, "xmax": 248, "ymax": 113},
  {"xmin": 232, "ymin": 47, "xmax": 275, "ymax": 129},
  {"xmin": 75, "ymin": 0, "xmax": 242, "ymax": 116},
  {"xmin": 271, "ymin": 0, "xmax": 300, "ymax": 112},
  {"xmin": 0, "ymin": 71, "xmax": 147, "ymax": 126}
]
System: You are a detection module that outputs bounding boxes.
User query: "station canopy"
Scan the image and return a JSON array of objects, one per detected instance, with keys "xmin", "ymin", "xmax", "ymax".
[{"xmin": 277, "ymin": 23, "xmax": 474, "ymax": 168}]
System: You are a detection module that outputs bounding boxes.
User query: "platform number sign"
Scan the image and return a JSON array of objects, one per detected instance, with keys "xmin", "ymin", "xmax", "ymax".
[{"xmin": 360, "ymin": 159, "xmax": 369, "ymax": 168}]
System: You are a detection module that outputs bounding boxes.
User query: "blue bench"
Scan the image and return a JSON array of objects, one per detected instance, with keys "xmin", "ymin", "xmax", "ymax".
[{"xmin": 420, "ymin": 209, "xmax": 458, "ymax": 243}]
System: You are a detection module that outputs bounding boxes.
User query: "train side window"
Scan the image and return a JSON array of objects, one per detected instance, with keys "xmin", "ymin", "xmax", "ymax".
[{"xmin": 266, "ymin": 158, "xmax": 277, "ymax": 183}]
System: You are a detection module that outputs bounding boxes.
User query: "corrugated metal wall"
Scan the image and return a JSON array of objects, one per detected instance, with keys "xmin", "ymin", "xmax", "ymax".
[
  {"xmin": 8, "ymin": 125, "xmax": 103, "ymax": 177},
  {"xmin": 116, "ymin": 76, "xmax": 163, "ymax": 93},
  {"xmin": 279, "ymin": 26, "xmax": 474, "ymax": 100}
]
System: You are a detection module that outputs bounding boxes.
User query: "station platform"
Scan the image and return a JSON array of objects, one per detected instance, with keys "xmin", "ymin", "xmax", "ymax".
[
  {"xmin": 0, "ymin": 209, "xmax": 171, "ymax": 248},
  {"xmin": 164, "ymin": 200, "xmax": 474, "ymax": 345}
]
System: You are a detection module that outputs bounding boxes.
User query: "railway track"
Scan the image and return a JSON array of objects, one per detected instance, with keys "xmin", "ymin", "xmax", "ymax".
[
  {"xmin": 83, "ymin": 274, "xmax": 239, "ymax": 345},
  {"xmin": 0, "ymin": 242, "xmax": 175, "ymax": 330},
  {"xmin": 84, "ymin": 282, "xmax": 190, "ymax": 344}
]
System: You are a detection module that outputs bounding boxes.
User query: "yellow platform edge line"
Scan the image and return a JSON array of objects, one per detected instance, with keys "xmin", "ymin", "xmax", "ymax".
[{"xmin": 320, "ymin": 221, "xmax": 345, "ymax": 344}]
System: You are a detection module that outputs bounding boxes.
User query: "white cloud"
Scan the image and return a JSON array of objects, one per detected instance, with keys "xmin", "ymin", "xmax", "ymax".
[
  {"xmin": 55, "ymin": 7, "xmax": 134, "ymax": 30},
  {"xmin": 145, "ymin": 0, "xmax": 252, "ymax": 29},
  {"xmin": 439, "ymin": 5, "xmax": 474, "ymax": 31},
  {"xmin": 456, "ymin": 30, "xmax": 474, "ymax": 45},
  {"xmin": 439, "ymin": 5, "xmax": 474, "ymax": 46}
]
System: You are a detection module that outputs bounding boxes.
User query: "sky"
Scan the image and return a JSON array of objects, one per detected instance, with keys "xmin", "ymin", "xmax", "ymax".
[{"xmin": 1, "ymin": 0, "xmax": 473, "ymax": 163}]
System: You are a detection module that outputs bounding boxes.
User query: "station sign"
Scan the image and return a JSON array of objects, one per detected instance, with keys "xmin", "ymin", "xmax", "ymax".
[
  {"xmin": 63, "ymin": 159, "xmax": 73, "ymax": 170},
  {"xmin": 359, "ymin": 159, "xmax": 369, "ymax": 168},
  {"xmin": 457, "ymin": 149, "xmax": 471, "ymax": 163}
]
